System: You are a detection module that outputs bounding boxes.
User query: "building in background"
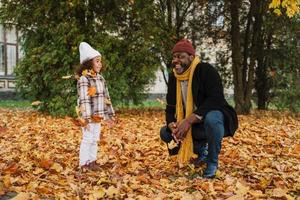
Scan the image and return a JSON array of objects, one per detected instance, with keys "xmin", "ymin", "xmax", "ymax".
[{"xmin": 0, "ymin": 24, "xmax": 22, "ymax": 93}]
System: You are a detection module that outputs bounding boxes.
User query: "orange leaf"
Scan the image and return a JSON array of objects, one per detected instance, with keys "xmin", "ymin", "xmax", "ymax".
[
  {"xmin": 4, "ymin": 163, "xmax": 18, "ymax": 174},
  {"xmin": 71, "ymin": 117, "xmax": 88, "ymax": 127},
  {"xmin": 0, "ymin": 126, "xmax": 7, "ymax": 133},
  {"xmin": 3, "ymin": 175, "xmax": 11, "ymax": 188},
  {"xmin": 88, "ymin": 86, "xmax": 96, "ymax": 96},
  {"xmin": 39, "ymin": 159, "xmax": 54, "ymax": 170},
  {"xmin": 36, "ymin": 186, "xmax": 52, "ymax": 194},
  {"xmin": 92, "ymin": 115, "xmax": 103, "ymax": 122}
]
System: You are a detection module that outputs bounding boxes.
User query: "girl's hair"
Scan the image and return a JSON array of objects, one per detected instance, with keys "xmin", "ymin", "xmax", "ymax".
[
  {"xmin": 75, "ymin": 57, "xmax": 106, "ymax": 76},
  {"xmin": 75, "ymin": 59, "xmax": 93, "ymax": 76}
]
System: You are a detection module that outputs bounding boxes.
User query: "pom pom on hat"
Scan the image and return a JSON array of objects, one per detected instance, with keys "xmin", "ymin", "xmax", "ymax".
[
  {"xmin": 79, "ymin": 42, "xmax": 101, "ymax": 64},
  {"xmin": 172, "ymin": 39, "xmax": 195, "ymax": 56}
]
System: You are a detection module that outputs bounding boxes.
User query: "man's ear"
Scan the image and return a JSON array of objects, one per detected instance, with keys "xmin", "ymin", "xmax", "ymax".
[{"xmin": 189, "ymin": 55, "xmax": 195, "ymax": 61}]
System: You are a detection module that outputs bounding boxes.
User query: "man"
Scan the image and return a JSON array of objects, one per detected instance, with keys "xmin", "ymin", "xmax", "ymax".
[{"xmin": 160, "ymin": 39, "xmax": 238, "ymax": 178}]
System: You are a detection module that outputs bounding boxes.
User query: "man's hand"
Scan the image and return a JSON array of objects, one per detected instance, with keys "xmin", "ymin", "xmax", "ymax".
[
  {"xmin": 168, "ymin": 122, "xmax": 180, "ymax": 143},
  {"xmin": 176, "ymin": 119, "xmax": 192, "ymax": 141},
  {"xmin": 175, "ymin": 114, "xmax": 203, "ymax": 141}
]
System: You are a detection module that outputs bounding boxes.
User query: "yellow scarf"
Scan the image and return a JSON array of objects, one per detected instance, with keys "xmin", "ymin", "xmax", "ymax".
[{"xmin": 173, "ymin": 56, "xmax": 200, "ymax": 165}]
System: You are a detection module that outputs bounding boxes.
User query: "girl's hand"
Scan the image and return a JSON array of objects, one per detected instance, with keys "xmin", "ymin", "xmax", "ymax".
[
  {"xmin": 106, "ymin": 118, "xmax": 115, "ymax": 128},
  {"xmin": 83, "ymin": 123, "xmax": 91, "ymax": 131}
]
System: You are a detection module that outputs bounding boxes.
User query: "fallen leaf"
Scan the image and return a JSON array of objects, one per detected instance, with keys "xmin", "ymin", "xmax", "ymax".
[
  {"xmin": 62, "ymin": 75, "xmax": 73, "ymax": 79},
  {"xmin": 225, "ymin": 194, "xmax": 244, "ymax": 200},
  {"xmin": 105, "ymin": 186, "xmax": 119, "ymax": 198},
  {"xmin": 91, "ymin": 188, "xmax": 105, "ymax": 199},
  {"xmin": 271, "ymin": 188, "xmax": 287, "ymax": 198},
  {"xmin": 39, "ymin": 159, "xmax": 54, "ymax": 170},
  {"xmin": 3, "ymin": 175, "xmax": 11, "ymax": 188},
  {"xmin": 31, "ymin": 101, "xmax": 42, "ymax": 106},
  {"xmin": 10, "ymin": 192, "xmax": 30, "ymax": 200},
  {"xmin": 50, "ymin": 163, "xmax": 63, "ymax": 173},
  {"xmin": 4, "ymin": 163, "xmax": 18, "ymax": 174}
]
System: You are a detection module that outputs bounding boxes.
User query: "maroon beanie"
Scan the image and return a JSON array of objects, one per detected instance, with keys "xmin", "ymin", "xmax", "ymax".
[{"xmin": 172, "ymin": 39, "xmax": 195, "ymax": 56}]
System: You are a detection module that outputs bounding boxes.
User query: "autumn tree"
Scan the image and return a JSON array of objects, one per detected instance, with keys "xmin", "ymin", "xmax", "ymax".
[{"xmin": 269, "ymin": 0, "xmax": 300, "ymax": 17}]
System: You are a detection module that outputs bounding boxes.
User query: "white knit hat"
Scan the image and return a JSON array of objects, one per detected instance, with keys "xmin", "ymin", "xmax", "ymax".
[{"xmin": 79, "ymin": 42, "xmax": 101, "ymax": 64}]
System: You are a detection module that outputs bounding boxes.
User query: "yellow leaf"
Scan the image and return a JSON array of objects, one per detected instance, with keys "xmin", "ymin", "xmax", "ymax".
[
  {"xmin": 235, "ymin": 181, "xmax": 249, "ymax": 195},
  {"xmin": 274, "ymin": 8, "xmax": 282, "ymax": 16},
  {"xmin": 82, "ymin": 69, "xmax": 88, "ymax": 76},
  {"xmin": 3, "ymin": 175, "xmax": 11, "ymax": 188},
  {"xmin": 272, "ymin": 188, "xmax": 288, "ymax": 198},
  {"xmin": 286, "ymin": 7, "xmax": 296, "ymax": 17},
  {"xmin": 27, "ymin": 181, "xmax": 39, "ymax": 190},
  {"xmin": 50, "ymin": 163, "xmax": 63, "ymax": 173},
  {"xmin": 258, "ymin": 177, "xmax": 272, "ymax": 190},
  {"xmin": 31, "ymin": 101, "xmax": 42, "ymax": 106},
  {"xmin": 156, "ymin": 98, "xmax": 165, "ymax": 105},
  {"xmin": 105, "ymin": 186, "xmax": 119, "ymax": 198},
  {"xmin": 225, "ymin": 194, "xmax": 244, "ymax": 200},
  {"xmin": 249, "ymin": 190, "xmax": 265, "ymax": 198},
  {"xmin": 75, "ymin": 106, "xmax": 81, "ymax": 116},
  {"xmin": 269, "ymin": 0, "xmax": 281, "ymax": 8},
  {"xmin": 92, "ymin": 188, "xmax": 105, "ymax": 199},
  {"xmin": 104, "ymin": 97, "xmax": 112, "ymax": 105},
  {"xmin": 10, "ymin": 192, "xmax": 31, "ymax": 200},
  {"xmin": 61, "ymin": 75, "xmax": 73, "ymax": 79}
]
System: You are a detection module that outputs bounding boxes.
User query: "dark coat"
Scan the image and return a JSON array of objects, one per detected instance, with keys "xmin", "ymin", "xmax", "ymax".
[{"xmin": 165, "ymin": 62, "xmax": 238, "ymax": 137}]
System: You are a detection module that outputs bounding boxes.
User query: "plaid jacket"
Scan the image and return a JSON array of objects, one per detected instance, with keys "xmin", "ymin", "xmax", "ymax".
[{"xmin": 77, "ymin": 74, "xmax": 115, "ymax": 121}]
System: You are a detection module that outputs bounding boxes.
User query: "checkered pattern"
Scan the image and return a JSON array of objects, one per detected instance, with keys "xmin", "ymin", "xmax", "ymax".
[{"xmin": 77, "ymin": 74, "xmax": 114, "ymax": 121}]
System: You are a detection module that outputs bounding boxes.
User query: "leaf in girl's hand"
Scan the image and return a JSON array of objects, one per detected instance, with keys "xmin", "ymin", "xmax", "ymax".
[
  {"xmin": 88, "ymin": 86, "xmax": 96, "ymax": 96},
  {"xmin": 92, "ymin": 115, "xmax": 103, "ymax": 122}
]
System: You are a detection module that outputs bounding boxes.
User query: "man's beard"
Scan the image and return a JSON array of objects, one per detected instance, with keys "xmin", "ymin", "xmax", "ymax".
[{"xmin": 172, "ymin": 62, "xmax": 190, "ymax": 74}]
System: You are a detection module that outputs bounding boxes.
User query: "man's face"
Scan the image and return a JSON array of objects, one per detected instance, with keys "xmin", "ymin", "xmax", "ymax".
[{"xmin": 172, "ymin": 52, "xmax": 194, "ymax": 74}]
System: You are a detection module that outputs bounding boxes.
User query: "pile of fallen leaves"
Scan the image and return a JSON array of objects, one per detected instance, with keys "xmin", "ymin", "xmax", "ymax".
[{"xmin": 0, "ymin": 108, "xmax": 299, "ymax": 199}]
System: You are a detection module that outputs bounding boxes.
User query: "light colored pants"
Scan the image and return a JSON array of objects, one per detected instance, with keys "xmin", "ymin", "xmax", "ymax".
[{"xmin": 79, "ymin": 123, "xmax": 101, "ymax": 166}]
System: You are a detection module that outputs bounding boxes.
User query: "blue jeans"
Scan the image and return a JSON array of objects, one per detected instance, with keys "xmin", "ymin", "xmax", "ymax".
[{"xmin": 160, "ymin": 110, "xmax": 224, "ymax": 166}]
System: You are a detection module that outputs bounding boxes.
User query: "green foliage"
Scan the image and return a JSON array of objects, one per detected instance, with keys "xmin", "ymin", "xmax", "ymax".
[
  {"xmin": 272, "ymin": 72, "xmax": 300, "ymax": 112},
  {"xmin": 0, "ymin": 0, "xmax": 159, "ymax": 116},
  {"xmin": 264, "ymin": 16, "xmax": 300, "ymax": 113},
  {"xmin": 270, "ymin": 56, "xmax": 300, "ymax": 112}
]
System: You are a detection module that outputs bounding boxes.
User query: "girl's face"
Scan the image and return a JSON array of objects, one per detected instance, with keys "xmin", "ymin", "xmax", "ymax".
[{"xmin": 91, "ymin": 56, "xmax": 102, "ymax": 73}]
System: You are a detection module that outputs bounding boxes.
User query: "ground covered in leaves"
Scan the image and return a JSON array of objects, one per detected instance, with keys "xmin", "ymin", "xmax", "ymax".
[{"xmin": 0, "ymin": 108, "xmax": 299, "ymax": 199}]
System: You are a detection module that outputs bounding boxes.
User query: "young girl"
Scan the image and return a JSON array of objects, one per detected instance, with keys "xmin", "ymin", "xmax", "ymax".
[{"xmin": 76, "ymin": 42, "xmax": 115, "ymax": 171}]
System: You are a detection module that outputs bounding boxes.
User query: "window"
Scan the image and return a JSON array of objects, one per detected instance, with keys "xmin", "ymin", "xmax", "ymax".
[
  {"xmin": 0, "ymin": 24, "xmax": 22, "ymax": 76},
  {"xmin": 208, "ymin": 1, "xmax": 225, "ymax": 28}
]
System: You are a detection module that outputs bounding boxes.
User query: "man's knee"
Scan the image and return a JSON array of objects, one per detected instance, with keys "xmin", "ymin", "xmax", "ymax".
[
  {"xmin": 204, "ymin": 111, "xmax": 224, "ymax": 127},
  {"xmin": 160, "ymin": 126, "xmax": 173, "ymax": 143}
]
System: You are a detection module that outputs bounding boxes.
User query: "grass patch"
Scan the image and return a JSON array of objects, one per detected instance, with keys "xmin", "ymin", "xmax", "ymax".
[
  {"xmin": 0, "ymin": 100, "xmax": 31, "ymax": 109},
  {"xmin": 0, "ymin": 100, "xmax": 165, "ymax": 110},
  {"xmin": 115, "ymin": 100, "xmax": 165, "ymax": 110}
]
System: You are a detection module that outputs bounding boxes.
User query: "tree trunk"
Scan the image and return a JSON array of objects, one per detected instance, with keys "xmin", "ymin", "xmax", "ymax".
[
  {"xmin": 243, "ymin": 0, "xmax": 263, "ymax": 112},
  {"xmin": 256, "ymin": 31, "xmax": 273, "ymax": 109},
  {"xmin": 229, "ymin": 0, "xmax": 245, "ymax": 114}
]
